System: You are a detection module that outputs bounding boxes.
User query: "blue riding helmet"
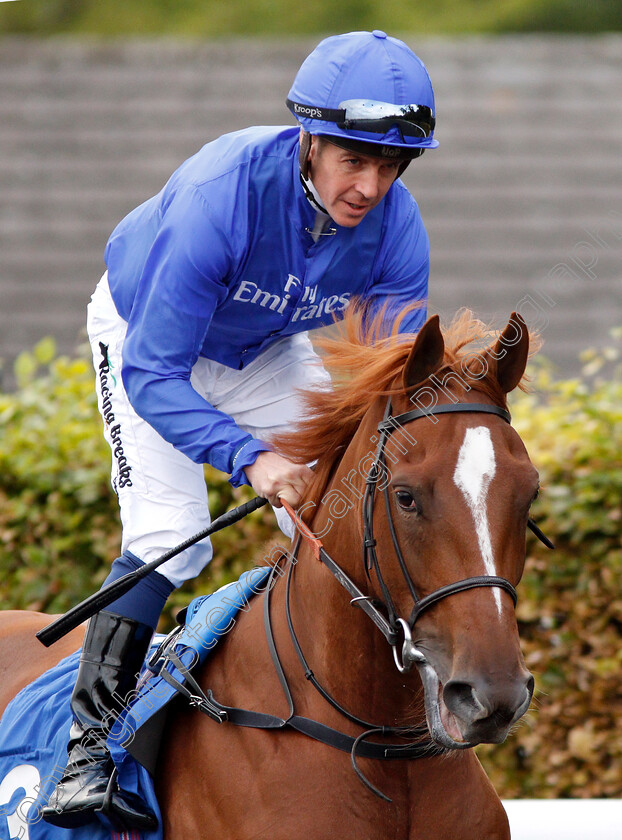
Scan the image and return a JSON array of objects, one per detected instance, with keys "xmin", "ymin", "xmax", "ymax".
[{"xmin": 287, "ymin": 30, "xmax": 439, "ymax": 161}]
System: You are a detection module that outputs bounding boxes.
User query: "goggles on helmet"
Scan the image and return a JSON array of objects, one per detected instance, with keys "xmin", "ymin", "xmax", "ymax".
[{"xmin": 287, "ymin": 98, "xmax": 435, "ymax": 142}]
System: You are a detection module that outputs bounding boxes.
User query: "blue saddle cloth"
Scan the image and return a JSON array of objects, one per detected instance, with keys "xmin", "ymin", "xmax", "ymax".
[{"xmin": 0, "ymin": 567, "xmax": 271, "ymax": 840}]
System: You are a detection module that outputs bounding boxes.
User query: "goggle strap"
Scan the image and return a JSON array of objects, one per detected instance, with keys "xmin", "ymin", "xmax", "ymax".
[
  {"xmin": 287, "ymin": 98, "xmax": 351, "ymax": 125},
  {"xmin": 286, "ymin": 99, "xmax": 434, "ymax": 133}
]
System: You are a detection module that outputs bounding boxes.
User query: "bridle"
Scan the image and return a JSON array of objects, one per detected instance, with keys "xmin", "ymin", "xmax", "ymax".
[
  {"xmin": 361, "ymin": 400, "xmax": 519, "ymax": 672},
  {"xmin": 159, "ymin": 397, "xmax": 553, "ymax": 801},
  {"xmin": 288, "ymin": 398, "xmax": 551, "ymax": 673}
]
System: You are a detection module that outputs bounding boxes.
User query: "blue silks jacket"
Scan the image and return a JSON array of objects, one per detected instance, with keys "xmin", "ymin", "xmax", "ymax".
[{"xmin": 104, "ymin": 126, "xmax": 430, "ymax": 485}]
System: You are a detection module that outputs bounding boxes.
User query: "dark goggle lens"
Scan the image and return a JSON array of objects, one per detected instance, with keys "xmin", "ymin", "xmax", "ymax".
[{"xmin": 338, "ymin": 99, "xmax": 435, "ymax": 138}]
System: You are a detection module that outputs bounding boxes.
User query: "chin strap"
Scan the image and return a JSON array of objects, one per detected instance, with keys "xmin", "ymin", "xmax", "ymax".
[{"xmin": 299, "ymin": 173, "xmax": 330, "ymax": 217}]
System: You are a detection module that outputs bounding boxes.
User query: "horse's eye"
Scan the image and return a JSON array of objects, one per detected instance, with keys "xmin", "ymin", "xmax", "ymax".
[{"xmin": 395, "ymin": 490, "xmax": 418, "ymax": 512}]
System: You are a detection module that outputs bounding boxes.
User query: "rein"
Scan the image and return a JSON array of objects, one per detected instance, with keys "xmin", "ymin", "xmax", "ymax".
[
  {"xmin": 159, "ymin": 555, "xmax": 442, "ymax": 803},
  {"xmin": 159, "ymin": 398, "xmax": 553, "ymax": 801}
]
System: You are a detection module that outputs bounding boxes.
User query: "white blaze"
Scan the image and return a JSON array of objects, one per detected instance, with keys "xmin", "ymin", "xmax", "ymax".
[{"xmin": 453, "ymin": 426, "xmax": 501, "ymax": 611}]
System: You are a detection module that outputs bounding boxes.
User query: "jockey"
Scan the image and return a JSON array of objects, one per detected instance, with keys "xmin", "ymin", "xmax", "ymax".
[{"xmin": 42, "ymin": 30, "xmax": 438, "ymax": 830}]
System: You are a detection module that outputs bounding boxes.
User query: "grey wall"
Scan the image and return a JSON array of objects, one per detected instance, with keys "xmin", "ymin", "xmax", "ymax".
[{"xmin": 1, "ymin": 36, "xmax": 621, "ymax": 388}]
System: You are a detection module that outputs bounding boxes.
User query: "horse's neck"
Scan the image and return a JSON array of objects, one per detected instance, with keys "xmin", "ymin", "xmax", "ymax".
[{"xmin": 283, "ymin": 418, "xmax": 423, "ymax": 724}]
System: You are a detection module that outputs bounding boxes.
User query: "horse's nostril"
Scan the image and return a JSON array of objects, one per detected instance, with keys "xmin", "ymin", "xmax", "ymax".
[{"xmin": 443, "ymin": 681, "xmax": 485, "ymax": 718}]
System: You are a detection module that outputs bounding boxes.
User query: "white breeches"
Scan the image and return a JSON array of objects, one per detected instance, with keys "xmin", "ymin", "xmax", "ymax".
[{"xmin": 87, "ymin": 273, "xmax": 330, "ymax": 587}]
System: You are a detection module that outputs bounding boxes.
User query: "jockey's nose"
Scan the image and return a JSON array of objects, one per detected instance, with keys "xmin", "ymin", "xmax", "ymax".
[{"xmin": 355, "ymin": 166, "xmax": 381, "ymax": 201}]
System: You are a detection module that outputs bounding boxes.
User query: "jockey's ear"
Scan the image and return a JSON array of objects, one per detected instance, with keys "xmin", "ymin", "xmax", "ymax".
[
  {"xmin": 402, "ymin": 315, "xmax": 445, "ymax": 392},
  {"xmin": 490, "ymin": 312, "xmax": 530, "ymax": 393},
  {"xmin": 299, "ymin": 129, "xmax": 312, "ymax": 179}
]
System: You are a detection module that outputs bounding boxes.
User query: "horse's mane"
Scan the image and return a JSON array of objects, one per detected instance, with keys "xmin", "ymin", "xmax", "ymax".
[{"xmin": 272, "ymin": 305, "xmax": 536, "ymax": 484}]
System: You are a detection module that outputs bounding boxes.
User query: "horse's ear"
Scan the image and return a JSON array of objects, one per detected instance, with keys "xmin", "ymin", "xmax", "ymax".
[
  {"xmin": 402, "ymin": 315, "xmax": 445, "ymax": 392},
  {"xmin": 490, "ymin": 312, "xmax": 529, "ymax": 393}
]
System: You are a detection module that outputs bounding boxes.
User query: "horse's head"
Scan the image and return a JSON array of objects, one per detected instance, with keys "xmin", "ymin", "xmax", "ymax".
[
  {"xmin": 364, "ymin": 312, "xmax": 538, "ymax": 747},
  {"xmin": 275, "ymin": 309, "xmax": 541, "ymax": 749}
]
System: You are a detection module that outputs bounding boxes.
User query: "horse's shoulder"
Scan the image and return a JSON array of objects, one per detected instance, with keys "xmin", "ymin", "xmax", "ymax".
[{"xmin": 0, "ymin": 610, "xmax": 84, "ymax": 717}]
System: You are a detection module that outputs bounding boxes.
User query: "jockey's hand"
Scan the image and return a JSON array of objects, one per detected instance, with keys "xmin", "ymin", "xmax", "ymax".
[{"xmin": 245, "ymin": 451, "xmax": 314, "ymax": 509}]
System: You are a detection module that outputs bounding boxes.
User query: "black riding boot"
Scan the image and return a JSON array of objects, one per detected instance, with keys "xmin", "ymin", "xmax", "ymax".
[{"xmin": 41, "ymin": 610, "xmax": 158, "ymax": 830}]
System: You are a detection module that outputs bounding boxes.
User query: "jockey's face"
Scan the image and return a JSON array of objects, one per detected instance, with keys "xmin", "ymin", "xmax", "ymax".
[{"xmin": 307, "ymin": 137, "xmax": 401, "ymax": 228}]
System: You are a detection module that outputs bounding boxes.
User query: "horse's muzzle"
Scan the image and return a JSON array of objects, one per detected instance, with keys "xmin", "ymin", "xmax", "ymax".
[{"xmin": 442, "ymin": 670, "xmax": 535, "ymax": 744}]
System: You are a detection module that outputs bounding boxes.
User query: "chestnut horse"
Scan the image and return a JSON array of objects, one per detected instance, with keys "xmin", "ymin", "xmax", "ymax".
[{"xmin": 0, "ymin": 310, "xmax": 542, "ymax": 840}]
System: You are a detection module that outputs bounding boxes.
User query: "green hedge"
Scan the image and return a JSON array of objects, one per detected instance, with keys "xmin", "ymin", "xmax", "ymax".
[
  {"xmin": 0, "ymin": 339, "xmax": 277, "ymax": 623},
  {"xmin": 2, "ymin": 0, "xmax": 621, "ymax": 36},
  {"xmin": 1, "ymin": 334, "xmax": 620, "ymax": 798},
  {"xmin": 478, "ymin": 338, "xmax": 622, "ymax": 798}
]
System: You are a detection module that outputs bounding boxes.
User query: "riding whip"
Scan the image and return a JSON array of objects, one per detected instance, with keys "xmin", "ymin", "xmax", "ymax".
[{"xmin": 36, "ymin": 495, "xmax": 268, "ymax": 648}]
